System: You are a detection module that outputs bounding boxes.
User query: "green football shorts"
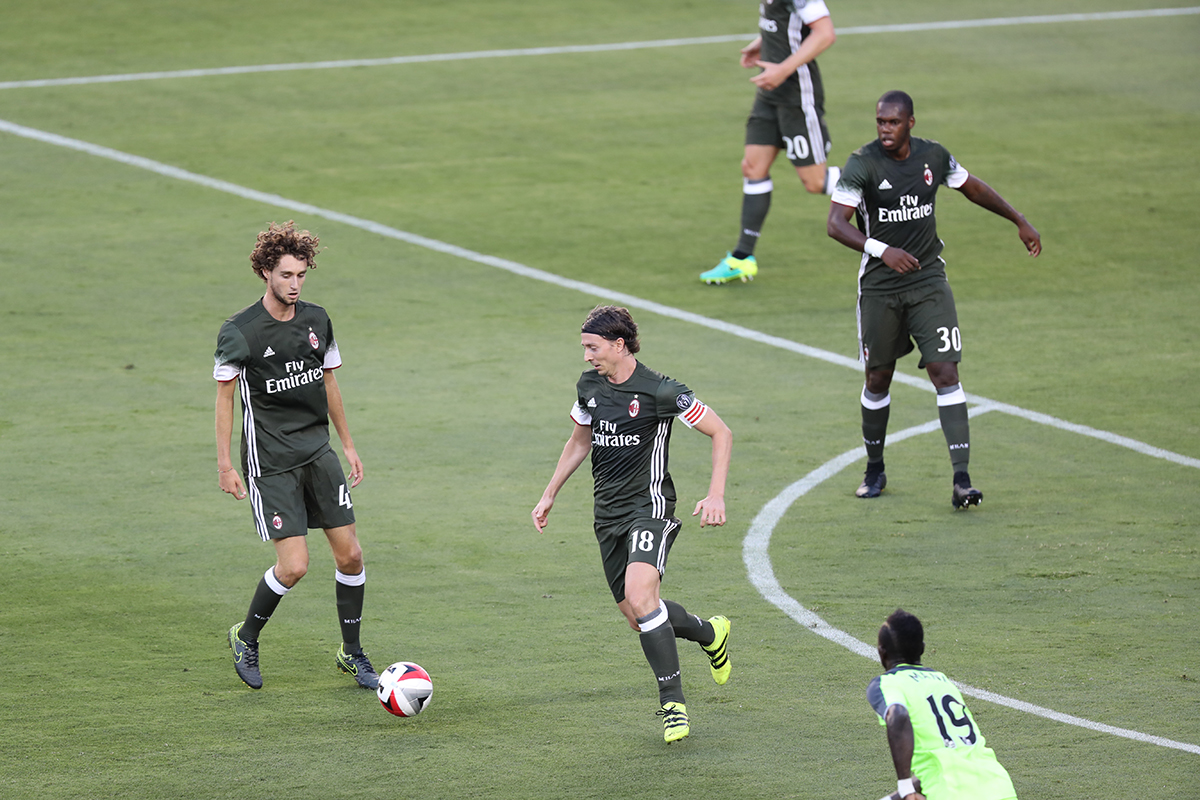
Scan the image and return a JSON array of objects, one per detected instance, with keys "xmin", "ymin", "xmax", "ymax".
[
  {"xmin": 858, "ymin": 278, "xmax": 962, "ymax": 370},
  {"xmin": 594, "ymin": 516, "xmax": 681, "ymax": 603},
  {"xmin": 247, "ymin": 448, "xmax": 355, "ymax": 541}
]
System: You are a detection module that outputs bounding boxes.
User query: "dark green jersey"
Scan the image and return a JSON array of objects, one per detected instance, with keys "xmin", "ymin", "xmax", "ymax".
[
  {"xmin": 867, "ymin": 665, "xmax": 1017, "ymax": 800},
  {"xmin": 832, "ymin": 136, "xmax": 970, "ymax": 296},
  {"xmin": 571, "ymin": 362, "xmax": 709, "ymax": 522},
  {"xmin": 213, "ymin": 299, "xmax": 341, "ymax": 477},
  {"xmin": 756, "ymin": 0, "xmax": 830, "ymax": 109}
]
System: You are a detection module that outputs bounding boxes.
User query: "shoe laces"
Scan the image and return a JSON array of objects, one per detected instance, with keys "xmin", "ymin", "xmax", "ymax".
[
  {"xmin": 657, "ymin": 704, "xmax": 686, "ymax": 722},
  {"xmin": 242, "ymin": 641, "xmax": 259, "ymax": 669}
]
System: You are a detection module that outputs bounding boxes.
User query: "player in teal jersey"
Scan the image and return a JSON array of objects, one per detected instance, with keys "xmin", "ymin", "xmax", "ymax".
[
  {"xmin": 702, "ymin": 0, "xmax": 838, "ymax": 285},
  {"xmin": 827, "ymin": 91, "xmax": 1041, "ymax": 508},
  {"xmin": 532, "ymin": 306, "xmax": 734, "ymax": 742},
  {"xmin": 867, "ymin": 609, "xmax": 1018, "ymax": 800},
  {"xmin": 214, "ymin": 221, "xmax": 377, "ymax": 690}
]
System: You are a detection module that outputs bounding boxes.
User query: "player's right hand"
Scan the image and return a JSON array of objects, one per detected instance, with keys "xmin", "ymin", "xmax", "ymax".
[
  {"xmin": 881, "ymin": 246, "xmax": 921, "ymax": 274},
  {"xmin": 531, "ymin": 498, "xmax": 553, "ymax": 533},
  {"xmin": 219, "ymin": 469, "xmax": 247, "ymax": 500}
]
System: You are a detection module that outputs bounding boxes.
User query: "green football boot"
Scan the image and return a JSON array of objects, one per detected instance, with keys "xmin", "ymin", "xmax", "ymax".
[
  {"xmin": 700, "ymin": 253, "xmax": 758, "ymax": 284},
  {"xmin": 701, "ymin": 615, "xmax": 731, "ymax": 685},
  {"xmin": 657, "ymin": 701, "xmax": 690, "ymax": 743}
]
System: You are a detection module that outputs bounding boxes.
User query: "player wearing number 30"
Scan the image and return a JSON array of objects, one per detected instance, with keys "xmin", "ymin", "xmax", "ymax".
[
  {"xmin": 532, "ymin": 306, "xmax": 734, "ymax": 743},
  {"xmin": 827, "ymin": 91, "xmax": 1041, "ymax": 508},
  {"xmin": 867, "ymin": 610, "xmax": 1018, "ymax": 800},
  {"xmin": 214, "ymin": 221, "xmax": 378, "ymax": 691}
]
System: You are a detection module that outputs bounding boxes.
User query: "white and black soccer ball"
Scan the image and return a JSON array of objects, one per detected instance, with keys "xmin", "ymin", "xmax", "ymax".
[{"xmin": 377, "ymin": 661, "xmax": 432, "ymax": 717}]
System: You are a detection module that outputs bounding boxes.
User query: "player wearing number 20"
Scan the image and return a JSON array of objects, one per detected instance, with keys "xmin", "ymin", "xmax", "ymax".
[
  {"xmin": 827, "ymin": 91, "xmax": 1041, "ymax": 508},
  {"xmin": 867, "ymin": 609, "xmax": 1018, "ymax": 800}
]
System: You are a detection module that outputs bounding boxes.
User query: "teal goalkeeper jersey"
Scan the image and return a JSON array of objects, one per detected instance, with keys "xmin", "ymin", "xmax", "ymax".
[{"xmin": 867, "ymin": 665, "xmax": 1017, "ymax": 800}]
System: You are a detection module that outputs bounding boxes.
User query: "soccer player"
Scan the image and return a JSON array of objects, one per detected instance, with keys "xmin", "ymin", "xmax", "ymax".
[
  {"xmin": 531, "ymin": 306, "xmax": 734, "ymax": 743},
  {"xmin": 214, "ymin": 221, "xmax": 378, "ymax": 691},
  {"xmin": 702, "ymin": 0, "xmax": 838, "ymax": 285},
  {"xmin": 827, "ymin": 91, "xmax": 1041, "ymax": 508},
  {"xmin": 867, "ymin": 609, "xmax": 1019, "ymax": 800}
]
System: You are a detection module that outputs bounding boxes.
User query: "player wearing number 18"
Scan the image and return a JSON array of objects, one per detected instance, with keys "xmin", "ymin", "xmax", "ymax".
[
  {"xmin": 867, "ymin": 609, "xmax": 1018, "ymax": 800},
  {"xmin": 532, "ymin": 306, "xmax": 734, "ymax": 743},
  {"xmin": 827, "ymin": 91, "xmax": 1041, "ymax": 508}
]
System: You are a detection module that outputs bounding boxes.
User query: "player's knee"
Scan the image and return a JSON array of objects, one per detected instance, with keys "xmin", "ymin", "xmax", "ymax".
[
  {"xmin": 741, "ymin": 158, "xmax": 768, "ymax": 181},
  {"xmin": 275, "ymin": 561, "xmax": 308, "ymax": 586},
  {"xmin": 799, "ymin": 170, "xmax": 826, "ymax": 193}
]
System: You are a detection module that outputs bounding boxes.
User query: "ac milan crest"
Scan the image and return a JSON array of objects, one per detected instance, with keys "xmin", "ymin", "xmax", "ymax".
[
  {"xmin": 272, "ymin": 514, "xmax": 283, "ymax": 530},
  {"xmin": 628, "ymin": 397, "xmax": 640, "ymax": 418},
  {"xmin": 309, "ymin": 330, "xmax": 320, "ymax": 349},
  {"xmin": 923, "ymin": 165, "xmax": 933, "ymax": 186}
]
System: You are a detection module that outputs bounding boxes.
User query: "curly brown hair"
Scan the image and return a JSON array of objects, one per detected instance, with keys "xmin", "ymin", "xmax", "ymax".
[{"xmin": 249, "ymin": 221, "xmax": 320, "ymax": 281}]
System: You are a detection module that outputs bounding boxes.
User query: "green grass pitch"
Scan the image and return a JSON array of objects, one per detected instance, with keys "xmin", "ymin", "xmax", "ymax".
[{"xmin": 0, "ymin": 1, "xmax": 1196, "ymax": 798}]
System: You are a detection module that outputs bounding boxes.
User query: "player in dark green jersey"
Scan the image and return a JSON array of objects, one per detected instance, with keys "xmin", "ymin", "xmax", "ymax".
[
  {"xmin": 214, "ymin": 221, "xmax": 377, "ymax": 690},
  {"xmin": 702, "ymin": 0, "xmax": 838, "ymax": 285},
  {"xmin": 867, "ymin": 609, "xmax": 1019, "ymax": 800},
  {"xmin": 827, "ymin": 91, "xmax": 1041, "ymax": 508},
  {"xmin": 532, "ymin": 306, "xmax": 734, "ymax": 742}
]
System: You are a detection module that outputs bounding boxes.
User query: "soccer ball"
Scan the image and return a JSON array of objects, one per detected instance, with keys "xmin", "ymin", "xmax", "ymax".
[{"xmin": 377, "ymin": 661, "xmax": 432, "ymax": 717}]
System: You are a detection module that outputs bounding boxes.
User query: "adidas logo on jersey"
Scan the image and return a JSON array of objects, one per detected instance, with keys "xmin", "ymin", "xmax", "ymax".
[
  {"xmin": 263, "ymin": 346, "xmax": 276, "ymax": 357},
  {"xmin": 878, "ymin": 179, "xmax": 893, "ymax": 190},
  {"xmin": 587, "ymin": 398, "xmax": 597, "ymax": 408}
]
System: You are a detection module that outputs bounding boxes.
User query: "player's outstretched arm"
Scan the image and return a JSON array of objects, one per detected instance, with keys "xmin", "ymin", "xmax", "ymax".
[
  {"xmin": 884, "ymin": 704, "xmax": 926, "ymax": 800},
  {"xmin": 532, "ymin": 423, "xmax": 592, "ymax": 533},
  {"xmin": 957, "ymin": 175, "xmax": 1041, "ymax": 257},
  {"xmin": 215, "ymin": 378, "xmax": 247, "ymax": 500},
  {"xmin": 827, "ymin": 202, "xmax": 921, "ymax": 274},
  {"xmin": 324, "ymin": 369, "xmax": 363, "ymax": 487},
  {"xmin": 691, "ymin": 408, "xmax": 732, "ymax": 528}
]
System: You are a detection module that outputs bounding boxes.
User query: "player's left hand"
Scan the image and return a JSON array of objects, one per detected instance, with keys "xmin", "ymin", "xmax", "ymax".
[
  {"xmin": 344, "ymin": 446, "xmax": 364, "ymax": 488},
  {"xmin": 1018, "ymin": 218, "xmax": 1041, "ymax": 257},
  {"xmin": 693, "ymin": 495, "xmax": 726, "ymax": 527},
  {"xmin": 750, "ymin": 60, "xmax": 791, "ymax": 91}
]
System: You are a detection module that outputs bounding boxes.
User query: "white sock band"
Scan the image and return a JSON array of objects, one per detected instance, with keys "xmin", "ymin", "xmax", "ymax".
[
  {"xmin": 743, "ymin": 178, "xmax": 774, "ymax": 195},
  {"xmin": 637, "ymin": 600, "xmax": 670, "ymax": 633},
  {"xmin": 861, "ymin": 387, "xmax": 891, "ymax": 410},
  {"xmin": 936, "ymin": 385, "xmax": 967, "ymax": 406},
  {"xmin": 335, "ymin": 569, "xmax": 366, "ymax": 587},
  {"xmin": 264, "ymin": 566, "xmax": 290, "ymax": 596}
]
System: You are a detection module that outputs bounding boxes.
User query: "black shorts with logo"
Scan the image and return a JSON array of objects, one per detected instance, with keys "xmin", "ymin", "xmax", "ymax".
[{"xmin": 246, "ymin": 448, "xmax": 355, "ymax": 541}]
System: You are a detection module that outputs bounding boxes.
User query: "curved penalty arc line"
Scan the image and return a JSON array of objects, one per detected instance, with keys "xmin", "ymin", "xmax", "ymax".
[{"xmin": 742, "ymin": 408, "xmax": 1200, "ymax": 756}]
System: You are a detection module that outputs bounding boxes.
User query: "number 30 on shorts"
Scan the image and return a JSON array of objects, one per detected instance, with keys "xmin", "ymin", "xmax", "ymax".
[{"xmin": 937, "ymin": 326, "xmax": 962, "ymax": 353}]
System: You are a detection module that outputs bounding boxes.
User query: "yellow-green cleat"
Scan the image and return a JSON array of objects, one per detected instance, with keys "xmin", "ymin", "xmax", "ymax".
[
  {"xmin": 702, "ymin": 615, "xmax": 731, "ymax": 685},
  {"xmin": 700, "ymin": 253, "xmax": 758, "ymax": 284},
  {"xmin": 657, "ymin": 701, "xmax": 690, "ymax": 743}
]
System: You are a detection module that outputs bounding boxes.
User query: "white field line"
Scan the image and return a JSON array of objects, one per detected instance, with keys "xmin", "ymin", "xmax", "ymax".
[
  {"xmin": 2, "ymin": 117, "xmax": 1194, "ymax": 473},
  {"xmin": 0, "ymin": 7, "xmax": 1196, "ymax": 90},
  {"xmin": 743, "ymin": 409, "xmax": 1200, "ymax": 756},
  {"xmin": 0, "ymin": 111, "xmax": 1195, "ymax": 753}
]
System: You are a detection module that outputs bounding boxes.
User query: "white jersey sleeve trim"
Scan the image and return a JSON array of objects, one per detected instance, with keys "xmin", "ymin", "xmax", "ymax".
[
  {"xmin": 570, "ymin": 401, "xmax": 592, "ymax": 426},
  {"xmin": 323, "ymin": 339, "xmax": 343, "ymax": 370},
  {"xmin": 214, "ymin": 359, "xmax": 239, "ymax": 382},
  {"xmin": 945, "ymin": 159, "xmax": 969, "ymax": 189},
  {"xmin": 798, "ymin": 0, "xmax": 831, "ymax": 25},
  {"xmin": 831, "ymin": 187, "xmax": 862, "ymax": 208}
]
